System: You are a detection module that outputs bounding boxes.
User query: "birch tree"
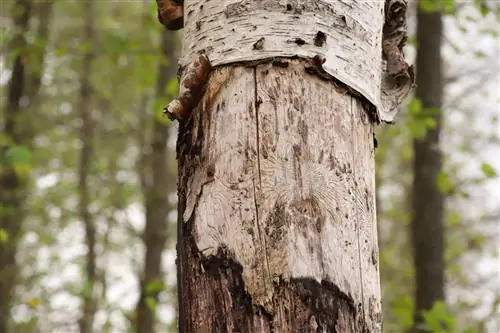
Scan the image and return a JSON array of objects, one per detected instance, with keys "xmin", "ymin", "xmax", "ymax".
[{"xmin": 156, "ymin": 0, "xmax": 414, "ymax": 331}]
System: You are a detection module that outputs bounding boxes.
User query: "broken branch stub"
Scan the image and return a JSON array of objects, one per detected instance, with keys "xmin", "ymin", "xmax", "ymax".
[
  {"xmin": 156, "ymin": 0, "xmax": 184, "ymax": 31},
  {"xmin": 163, "ymin": 53, "xmax": 212, "ymax": 121}
]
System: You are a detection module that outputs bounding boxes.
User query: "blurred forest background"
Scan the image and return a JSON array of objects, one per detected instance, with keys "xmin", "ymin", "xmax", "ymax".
[{"xmin": 0, "ymin": 0, "xmax": 498, "ymax": 332}]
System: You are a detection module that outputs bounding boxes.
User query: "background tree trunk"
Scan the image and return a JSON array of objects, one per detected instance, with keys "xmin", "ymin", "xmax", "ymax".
[
  {"xmin": 135, "ymin": 29, "xmax": 178, "ymax": 333},
  {"xmin": 0, "ymin": 0, "xmax": 52, "ymax": 330},
  {"xmin": 411, "ymin": 2, "xmax": 445, "ymax": 332},
  {"xmin": 78, "ymin": 1, "xmax": 97, "ymax": 332},
  {"xmin": 0, "ymin": 1, "xmax": 32, "ymax": 331}
]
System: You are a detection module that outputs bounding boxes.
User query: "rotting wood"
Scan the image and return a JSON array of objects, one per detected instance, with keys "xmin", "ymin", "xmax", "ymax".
[{"xmin": 175, "ymin": 60, "xmax": 381, "ymax": 332}]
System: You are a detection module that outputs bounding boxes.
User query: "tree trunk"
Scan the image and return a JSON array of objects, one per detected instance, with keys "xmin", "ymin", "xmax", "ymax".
[
  {"xmin": 1, "ymin": 0, "xmax": 52, "ymax": 331},
  {"xmin": 78, "ymin": 1, "xmax": 97, "ymax": 332},
  {"xmin": 156, "ymin": 0, "xmax": 413, "ymax": 331},
  {"xmin": 135, "ymin": 30, "xmax": 178, "ymax": 333},
  {"xmin": 411, "ymin": 3, "xmax": 445, "ymax": 332}
]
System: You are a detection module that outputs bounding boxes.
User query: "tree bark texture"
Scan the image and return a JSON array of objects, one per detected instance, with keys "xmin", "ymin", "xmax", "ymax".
[
  {"xmin": 135, "ymin": 30, "xmax": 178, "ymax": 333},
  {"xmin": 156, "ymin": 0, "xmax": 413, "ymax": 332},
  {"xmin": 176, "ymin": 61, "xmax": 380, "ymax": 332},
  {"xmin": 411, "ymin": 3, "xmax": 445, "ymax": 332},
  {"xmin": 1, "ymin": 0, "xmax": 52, "ymax": 331},
  {"xmin": 78, "ymin": 1, "xmax": 97, "ymax": 333}
]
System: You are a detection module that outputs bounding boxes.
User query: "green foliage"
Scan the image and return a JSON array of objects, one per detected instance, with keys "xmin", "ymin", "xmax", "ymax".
[
  {"xmin": 391, "ymin": 295, "xmax": 414, "ymax": 330},
  {"xmin": 419, "ymin": 0, "xmax": 456, "ymax": 15},
  {"xmin": 406, "ymin": 98, "xmax": 439, "ymax": 140},
  {"xmin": 436, "ymin": 170, "xmax": 454, "ymax": 194},
  {"xmin": 421, "ymin": 301, "xmax": 457, "ymax": 332},
  {"xmin": 146, "ymin": 278, "xmax": 166, "ymax": 294},
  {"xmin": 3, "ymin": 145, "xmax": 33, "ymax": 175},
  {"xmin": 0, "ymin": 228, "xmax": 8, "ymax": 243},
  {"xmin": 479, "ymin": 162, "xmax": 496, "ymax": 178}
]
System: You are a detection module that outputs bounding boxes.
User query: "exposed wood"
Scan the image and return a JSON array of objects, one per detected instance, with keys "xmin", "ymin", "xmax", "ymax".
[
  {"xmin": 411, "ymin": 3, "xmax": 445, "ymax": 332},
  {"xmin": 176, "ymin": 60, "xmax": 381, "ymax": 332}
]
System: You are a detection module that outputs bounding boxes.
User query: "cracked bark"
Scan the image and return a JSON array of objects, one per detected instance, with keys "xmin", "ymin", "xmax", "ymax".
[{"xmin": 158, "ymin": 1, "xmax": 412, "ymax": 332}]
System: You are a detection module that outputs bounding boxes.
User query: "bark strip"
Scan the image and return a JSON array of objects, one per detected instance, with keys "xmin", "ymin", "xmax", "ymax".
[{"xmin": 381, "ymin": 0, "xmax": 416, "ymax": 122}]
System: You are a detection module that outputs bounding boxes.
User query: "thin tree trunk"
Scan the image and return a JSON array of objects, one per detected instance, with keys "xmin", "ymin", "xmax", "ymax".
[
  {"xmin": 0, "ymin": 1, "xmax": 32, "ymax": 331},
  {"xmin": 78, "ymin": 1, "xmax": 97, "ymax": 332},
  {"xmin": 0, "ymin": 1, "xmax": 52, "ymax": 331},
  {"xmin": 156, "ymin": 0, "xmax": 413, "ymax": 331},
  {"xmin": 411, "ymin": 3, "xmax": 445, "ymax": 332},
  {"xmin": 135, "ymin": 30, "xmax": 178, "ymax": 333}
]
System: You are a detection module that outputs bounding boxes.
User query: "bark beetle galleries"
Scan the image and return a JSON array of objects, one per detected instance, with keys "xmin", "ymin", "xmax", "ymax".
[{"xmin": 156, "ymin": 0, "xmax": 184, "ymax": 30}]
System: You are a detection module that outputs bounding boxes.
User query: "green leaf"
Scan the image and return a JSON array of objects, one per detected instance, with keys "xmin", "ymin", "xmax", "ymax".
[
  {"xmin": 4, "ymin": 145, "xmax": 32, "ymax": 175},
  {"xmin": 165, "ymin": 77, "xmax": 179, "ymax": 97},
  {"xmin": 145, "ymin": 279, "xmax": 165, "ymax": 294},
  {"xmin": 391, "ymin": 295, "xmax": 414, "ymax": 329},
  {"xmin": 447, "ymin": 211, "xmax": 461, "ymax": 227},
  {"xmin": 0, "ymin": 228, "xmax": 8, "ymax": 243},
  {"xmin": 145, "ymin": 296, "xmax": 157, "ymax": 313},
  {"xmin": 436, "ymin": 171, "xmax": 454, "ymax": 194},
  {"xmin": 474, "ymin": 0, "xmax": 490, "ymax": 16},
  {"xmin": 0, "ymin": 133, "xmax": 12, "ymax": 146},
  {"xmin": 409, "ymin": 98, "xmax": 422, "ymax": 115},
  {"xmin": 480, "ymin": 162, "xmax": 496, "ymax": 178},
  {"xmin": 421, "ymin": 301, "xmax": 457, "ymax": 332}
]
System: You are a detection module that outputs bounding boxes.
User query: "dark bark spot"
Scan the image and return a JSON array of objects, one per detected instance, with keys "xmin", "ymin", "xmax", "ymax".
[
  {"xmin": 371, "ymin": 249, "xmax": 378, "ymax": 265},
  {"xmin": 314, "ymin": 31, "xmax": 326, "ymax": 47},
  {"xmin": 318, "ymin": 150, "xmax": 324, "ymax": 164},
  {"xmin": 253, "ymin": 37, "xmax": 265, "ymax": 50},
  {"xmin": 255, "ymin": 96, "xmax": 262, "ymax": 109},
  {"xmin": 286, "ymin": 3, "xmax": 293, "ymax": 11},
  {"xmin": 206, "ymin": 164, "xmax": 215, "ymax": 177},
  {"xmin": 297, "ymin": 118, "xmax": 308, "ymax": 144},
  {"xmin": 272, "ymin": 59, "xmax": 289, "ymax": 68},
  {"xmin": 294, "ymin": 38, "xmax": 306, "ymax": 46}
]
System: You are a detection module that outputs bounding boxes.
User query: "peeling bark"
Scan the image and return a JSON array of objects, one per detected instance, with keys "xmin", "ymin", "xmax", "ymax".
[{"xmin": 164, "ymin": 0, "xmax": 413, "ymax": 122}]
